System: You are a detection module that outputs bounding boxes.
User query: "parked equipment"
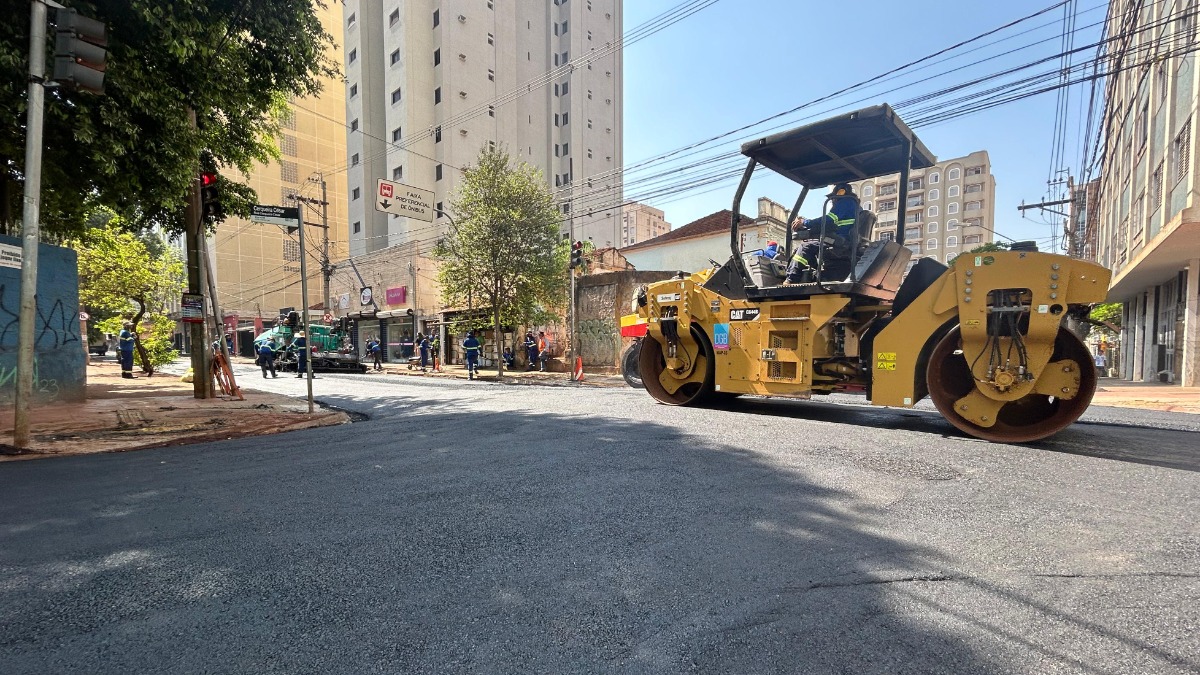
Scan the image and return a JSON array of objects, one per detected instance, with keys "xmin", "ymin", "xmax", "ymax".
[
  {"xmin": 253, "ymin": 312, "xmax": 368, "ymax": 374},
  {"xmin": 622, "ymin": 105, "xmax": 1111, "ymax": 443}
]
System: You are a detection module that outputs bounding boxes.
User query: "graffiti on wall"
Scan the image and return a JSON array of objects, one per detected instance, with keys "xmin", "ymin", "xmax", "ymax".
[
  {"xmin": 0, "ymin": 283, "xmax": 81, "ymax": 349},
  {"xmin": 0, "ymin": 359, "xmax": 60, "ymax": 401},
  {"xmin": 578, "ymin": 318, "xmax": 619, "ymax": 367}
]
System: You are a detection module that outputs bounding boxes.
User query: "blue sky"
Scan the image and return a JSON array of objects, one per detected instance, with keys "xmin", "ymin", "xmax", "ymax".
[{"xmin": 621, "ymin": 0, "xmax": 1105, "ymax": 249}]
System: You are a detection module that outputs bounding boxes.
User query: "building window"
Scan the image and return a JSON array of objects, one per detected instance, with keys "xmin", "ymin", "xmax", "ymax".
[
  {"xmin": 434, "ymin": 49, "xmax": 441, "ymax": 66},
  {"xmin": 348, "ymin": 48, "xmax": 357, "ymax": 64},
  {"xmin": 948, "ymin": 167, "xmax": 960, "ymax": 180},
  {"xmin": 862, "ymin": 184, "xmax": 873, "ymax": 197},
  {"xmin": 1172, "ymin": 117, "xmax": 1192, "ymax": 182},
  {"xmin": 878, "ymin": 199, "xmax": 896, "ymax": 211},
  {"xmin": 948, "ymin": 185, "xmax": 960, "ymax": 197},
  {"xmin": 392, "ymin": 127, "xmax": 402, "ymax": 142},
  {"xmin": 927, "ymin": 239, "xmax": 938, "ymax": 250},
  {"xmin": 1151, "ymin": 161, "xmax": 1164, "ymax": 207},
  {"xmin": 928, "ymin": 188, "xmax": 939, "ymax": 200},
  {"xmin": 351, "ymin": 153, "xmax": 359, "ymax": 166},
  {"xmin": 927, "ymin": 221, "xmax": 938, "ymax": 233},
  {"xmin": 965, "ymin": 166, "xmax": 983, "ymax": 176},
  {"xmin": 352, "ymin": 187, "xmax": 361, "ymax": 200},
  {"xmin": 434, "ymin": 87, "xmax": 441, "ymax": 104},
  {"xmin": 906, "ymin": 211, "xmax": 923, "ymax": 224},
  {"xmin": 908, "ymin": 178, "xmax": 923, "ymax": 191},
  {"xmin": 350, "ymin": 118, "xmax": 359, "ymax": 132},
  {"xmin": 863, "ymin": 201, "xmax": 872, "ymax": 211},
  {"xmin": 946, "ymin": 236, "xmax": 958, "ymax": 248},
  {"xmin": 965, "ymin": 200, "xmax": 982, "ymax": 212},
  {"xmin": 488, "ymin": 69, "xmax": 495, "ymax": 81},
  {"xmin": 965, "ymin": 183, "xmax": 983, "ymax": 194},
  {"xmin": 929, "ymin": 172, "xmax": 940, "ymax": 184},
  {"xmin": 587, "ymin": 119, "xmax": 592, "ymax": 128},
  {"xmin": 393, "ymin": 166, "xmax": 403, "ymax": 180},
  {"xmin": 391, "ymin": 88, "xmax": 402, "ymax": 104},
  {"xmin": 389, "ymin": 9, "xmax": 399, "ymax": 26},
  {"xmin": 435, "ymin": 164, "xmax": 443, "ymax": 181},
  {"xmin": 488, "ymin": 105, "xmax": 495, "ymax": 117},
  {"xmin": 433, "ymin": 9, "xmax": 439, "ymax": 27},
  {"xmin": 280, "ymin": 160, "xmax": 298, "ymax": 183},
  {"xmin": 877, "ymin": 230, "xmax": 894, "ymax": 243},
  {"xmin": 347, "ymin": 12, "xmax": 356, "ymax": 25},
  {"xmin": 280, "ymin": 134, "xmax": 297, "ymax": 156},
  {"xmin": 878, "ymin": 183, "xmax": 897, "ymax": 196},
  {"xmin": 390, "ymin": 49, "xmax": 400, "ymax": 65},
  {"xmin": 948, "ymin": 202, "xmax": 959, "ymax": 214},
  {"xmin": 353, "ymin": 221, "xmax": 361, "ymax": 234},
  {"xmin": 436, "ymin": 201, "xmax": 443, "ymax": 216},
  {"xmin": 966, "ymin": 218, "xmax": 983, "ymax": 229},
  {"xmin": 947, "ymin": 218, "xmax": 959, "ymax": 230},
  {"xmin": 434, "ymin": 126, "xmax": 442, "ymax": 143},
  {"xmin": 487, "ymin": 33, "xmax": 494, "ymax": 45},
  {"xmin": 587, "ymin": 149, "xmax": 592, "ymax": 158},
  {"xmin": 349, "ymin": 83, "xmax": 358, "ymax": 97},
  {"xmin": 964, "ymin": 234, "xmax": 982, "ymax": 245},
  {"xmin": 928, "ymin": 205, "xmax": 938, "ymax": 217}
]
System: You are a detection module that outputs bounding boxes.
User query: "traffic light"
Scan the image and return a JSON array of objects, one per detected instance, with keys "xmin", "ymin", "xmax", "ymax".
[
  {"xmin": 52, "ymin": 9, "xmax": 107, "ymax": 95},
  {"xmin": 569, "ymin": 241, "xmax": 583, "ymax": 269},
  {"xmin": 199, "ymin": 172, "xmax": 223, "ymax": 219}
]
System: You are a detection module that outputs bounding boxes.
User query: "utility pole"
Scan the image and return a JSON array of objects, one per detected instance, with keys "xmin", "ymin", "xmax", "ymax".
[
  {"xmin": 296, "ymin": 211, "xmax": 314, "ymax": 413},
  {"xmin": 184, "ymin": 109, "xmax": 212, "ymax": 399},
  {"xmin": 12, "ymin": 0, "xmax": 49, "ymax": 448},
  {"xmin": 320, "ymin": 174, "xmax": 331, "ymax": 312}
]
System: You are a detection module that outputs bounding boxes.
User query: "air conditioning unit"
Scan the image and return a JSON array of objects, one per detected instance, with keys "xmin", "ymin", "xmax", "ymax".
[
  {"xmin": 458, "ymin": 14, "xmax": 466, "ymax": 22},
  {"xmin": 459, "ymin": 91, "xmax": 467, "ymax": 98}
]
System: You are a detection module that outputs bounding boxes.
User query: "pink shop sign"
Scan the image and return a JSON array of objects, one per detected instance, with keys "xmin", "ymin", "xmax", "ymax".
[{"xmin": 386, "ymin": 286, "xmax": 407, "ymax": 305}]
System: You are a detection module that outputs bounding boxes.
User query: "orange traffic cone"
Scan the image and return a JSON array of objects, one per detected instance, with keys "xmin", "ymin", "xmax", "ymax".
[{"xmin": 574, "ymin": 356, "xmax": 585, "ymax": 382}]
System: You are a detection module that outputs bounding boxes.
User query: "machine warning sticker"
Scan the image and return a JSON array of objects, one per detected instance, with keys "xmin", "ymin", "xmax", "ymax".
[
  {"xmin": 656, "ymin": 293, "xmax": 681, "ymax": 303},
  {"xmin": 729, "ymin": 308, "xmax": 760, "ymax": 321},
  {"xmin": 713, "ymin": 323, "xmax": 730, "ymax": 351},
  {"xmin": 876, "ymin": 352, "xmax": 897, "ymax": 361},
  {"xmin": 877, "ymin": 362, "xmax": 897, "ymax": 371},
  {"xmin": 974, "ymin": 255, "xmax": 996, "ymax": 266},
  {"xmin": 710, "ymin": 299, "xmax": 721, "ymax": 313}
]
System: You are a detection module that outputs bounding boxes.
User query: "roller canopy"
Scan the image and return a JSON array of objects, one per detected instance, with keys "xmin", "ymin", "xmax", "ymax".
[{"xmin": 740, "ymin": 104, "xmax": 937, "ymax": 188}]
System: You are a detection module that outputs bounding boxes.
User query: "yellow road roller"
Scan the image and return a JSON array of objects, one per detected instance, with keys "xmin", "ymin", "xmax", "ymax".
[{"xmin": 623, "ymin": 105, "xmax": 1111, "ymax": 443}]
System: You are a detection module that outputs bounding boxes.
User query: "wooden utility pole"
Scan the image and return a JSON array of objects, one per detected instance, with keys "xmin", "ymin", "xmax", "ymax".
[{"xmin": 184, "ymin": 108, "xmax": 212, "ymax": 398}]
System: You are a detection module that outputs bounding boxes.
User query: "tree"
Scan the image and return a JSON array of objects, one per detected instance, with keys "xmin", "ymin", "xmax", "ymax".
[
  {"xmin": 434, "ymin": 146, "xmax": 568, "ymax": 377},
  {"xmin": 946, "ymin": 240, "xmax": 1010, "ymax": 266},
  {"xmin": 1, "ymin": 0, "xmax": 337, "ymax": 236},
  {"xmin": 1088, "ymin": 302, "xmax": 1122, "ymax": 334},
  {"xmin": 72, "ymin": 218, "xmax": 185, "ymax": 374}
]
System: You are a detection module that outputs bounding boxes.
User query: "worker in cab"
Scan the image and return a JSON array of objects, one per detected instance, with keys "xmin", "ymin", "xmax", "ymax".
[{"xmin": 785, "ymin": 183, "xmax": 860, "ymax": 284}]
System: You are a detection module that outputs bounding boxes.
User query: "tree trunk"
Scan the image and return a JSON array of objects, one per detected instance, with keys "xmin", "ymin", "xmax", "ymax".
[
  {"xmin": 131, "ymin": 298, "xmax": 155, "ymax": 377},
  {"xmin": 493, "ymin": 286, "xmax": 503, "ymax": 378}
]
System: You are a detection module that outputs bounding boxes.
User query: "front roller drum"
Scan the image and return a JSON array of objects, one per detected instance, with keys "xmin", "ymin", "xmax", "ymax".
[
  {"xmin": 639, "ymin": 324, "xmax": 715, "ymax": 406},
  {"xmin": 926, "ymin": 327, "xmax": 1097, "ymax": 443}
]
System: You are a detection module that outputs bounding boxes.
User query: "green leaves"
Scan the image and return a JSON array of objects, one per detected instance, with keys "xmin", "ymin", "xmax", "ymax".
[
  {"xmin": 435, "ymin": 146, "xmax": 568, "ymax": 340},
  {"xmin": 0, "ymin": 0, "xmax": 336, "ymax": 236}
]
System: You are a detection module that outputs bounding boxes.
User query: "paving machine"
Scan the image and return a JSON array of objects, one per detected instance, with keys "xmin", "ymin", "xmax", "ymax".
[
  {"xmin": 622, "ymin": 105, "xmax": 1111, "ymax": 443},
  {"xmin": 254, "ymin": 313, "xmax": 368, "ymax": 374}
]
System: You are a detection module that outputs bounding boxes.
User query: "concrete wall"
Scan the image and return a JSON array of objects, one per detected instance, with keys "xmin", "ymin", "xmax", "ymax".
[
  {"xmin": 621, "ymin": 234, "xmax": 728, "ymax": 275},
  {"xmin": 0, "ymin": 235, "xmax": 86, "ymax": 403},
  {"xmin": 575, "ymin": 270, "xmax": 675, "ymax": 369}
]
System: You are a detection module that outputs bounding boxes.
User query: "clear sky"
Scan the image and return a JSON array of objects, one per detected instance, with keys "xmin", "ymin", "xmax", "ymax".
[{"xmin": 621, "ymin": 0, "xmax": 1105, "ymax": 249}]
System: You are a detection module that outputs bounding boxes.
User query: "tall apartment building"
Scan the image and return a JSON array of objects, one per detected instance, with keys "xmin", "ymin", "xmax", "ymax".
[
  {"xmin": 209, "ymin": 3, "xmax": 349, "ymax": 332},
  {"xmin": 619, "ymin": 202, "xmax": 669, "ymax": 248},
  {"xmin": 851, "ymin": 150, "xmax": 996, "ymax": 264},
  {"xmin": 1093, "ymin": 0, "xmax": 1198, "ymax": 386},
  {"xmin": 343, "ymin": 0, "xmax": 623, "ymax": 263}
]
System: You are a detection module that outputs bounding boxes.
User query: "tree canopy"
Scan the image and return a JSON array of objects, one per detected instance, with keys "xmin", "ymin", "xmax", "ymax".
[
  {"xmin": 434, "ymin": 146, "xmax": 568, "ymax": 375},
  {"xmin": 946, "ymin": 240, "xmax": 1010, "ymax": 266},
  {"xmin": 1, "ymin": 0, "xmax": 337, "ymax": 237}
]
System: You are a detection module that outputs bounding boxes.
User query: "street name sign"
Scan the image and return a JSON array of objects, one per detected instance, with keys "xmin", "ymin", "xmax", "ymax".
[
  {"xmin": 250, "ymin": 205, "xmax": 301, "ymax": 228},
  {"xmin": 375, "ymin": 179, "xmax": 434, "ymax": 221}
]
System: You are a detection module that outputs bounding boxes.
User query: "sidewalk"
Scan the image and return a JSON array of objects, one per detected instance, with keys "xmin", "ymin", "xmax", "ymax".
[
  {"xmin": 370, "ymin": 360, "xmax": 627, "ymax": 387},
  {"xmin": 1090, "ymin": 378, "xmax": 1200, "ymax": 415},
  {"xmin": 0, "ymin": 361, "xmax": 349, "ymax": 461}
]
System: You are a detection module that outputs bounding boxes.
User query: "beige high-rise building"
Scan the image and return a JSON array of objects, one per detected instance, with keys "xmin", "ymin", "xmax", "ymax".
[
  {"xmin": 619, "ymin": 202, "xmax": 669, "ymax": 248},
  {"xmin": 852, "ymin": 150, "xmax": 996, "ymax": 264},
  {"xmin": 209, "ymin": 3, "xmax": 349, "ymax": 331},
  {"xmin": 343, "ymin": 0, "xmax": 624, "ymax": 260},
  {"xmin": 1092, "ymin": 0, "xmax": 1198, "ymax": 386}
]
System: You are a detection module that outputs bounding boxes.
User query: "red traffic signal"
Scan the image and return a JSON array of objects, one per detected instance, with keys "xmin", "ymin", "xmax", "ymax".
[
  {"xmin": 200, "ymin": 172, "xmax": 218, "ymax": 187},
  {"xmin": 199, "ymin": 172, "xmax": 222, "ymax": 218}
]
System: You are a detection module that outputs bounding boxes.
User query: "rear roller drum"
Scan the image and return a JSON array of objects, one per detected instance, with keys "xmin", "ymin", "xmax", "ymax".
[
  {"xmin": 639, "ymin": 324, "xmax": 715, "ymax": 406},
  {"xmin": 926, "ymin": 327, "xmax": 1097, "ymax": 443}
]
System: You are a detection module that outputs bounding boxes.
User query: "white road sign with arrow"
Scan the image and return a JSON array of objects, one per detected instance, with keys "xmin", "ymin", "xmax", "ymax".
[{"xmin": 375, "ymin": 179, "xmax": 435, "ymax": 222}]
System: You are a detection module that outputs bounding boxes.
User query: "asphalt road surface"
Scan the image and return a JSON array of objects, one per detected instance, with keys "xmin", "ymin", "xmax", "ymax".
[{"xmin": 2, "ymin": 368, "xmax": 1199, "ymax": 674}]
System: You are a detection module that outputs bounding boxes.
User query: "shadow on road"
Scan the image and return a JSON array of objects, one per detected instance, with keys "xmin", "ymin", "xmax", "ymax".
[{"xmin": 1, "ymin": 401, "xmax": 1194, "ymax": 673}]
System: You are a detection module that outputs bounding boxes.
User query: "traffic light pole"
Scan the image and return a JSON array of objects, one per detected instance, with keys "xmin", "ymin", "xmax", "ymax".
[
  {"xmin": 12, "ymin": 0, "xmax": 48, "ymax": 448},
  {"xmin": 296, "ymin": 213, "xmax": 314, "ymax": 413}
]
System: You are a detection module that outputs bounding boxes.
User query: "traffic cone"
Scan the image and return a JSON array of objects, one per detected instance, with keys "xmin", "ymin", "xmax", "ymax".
[{"xmin": 574, "ymin": 356, "xmax": 585, "ymax": 382}]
